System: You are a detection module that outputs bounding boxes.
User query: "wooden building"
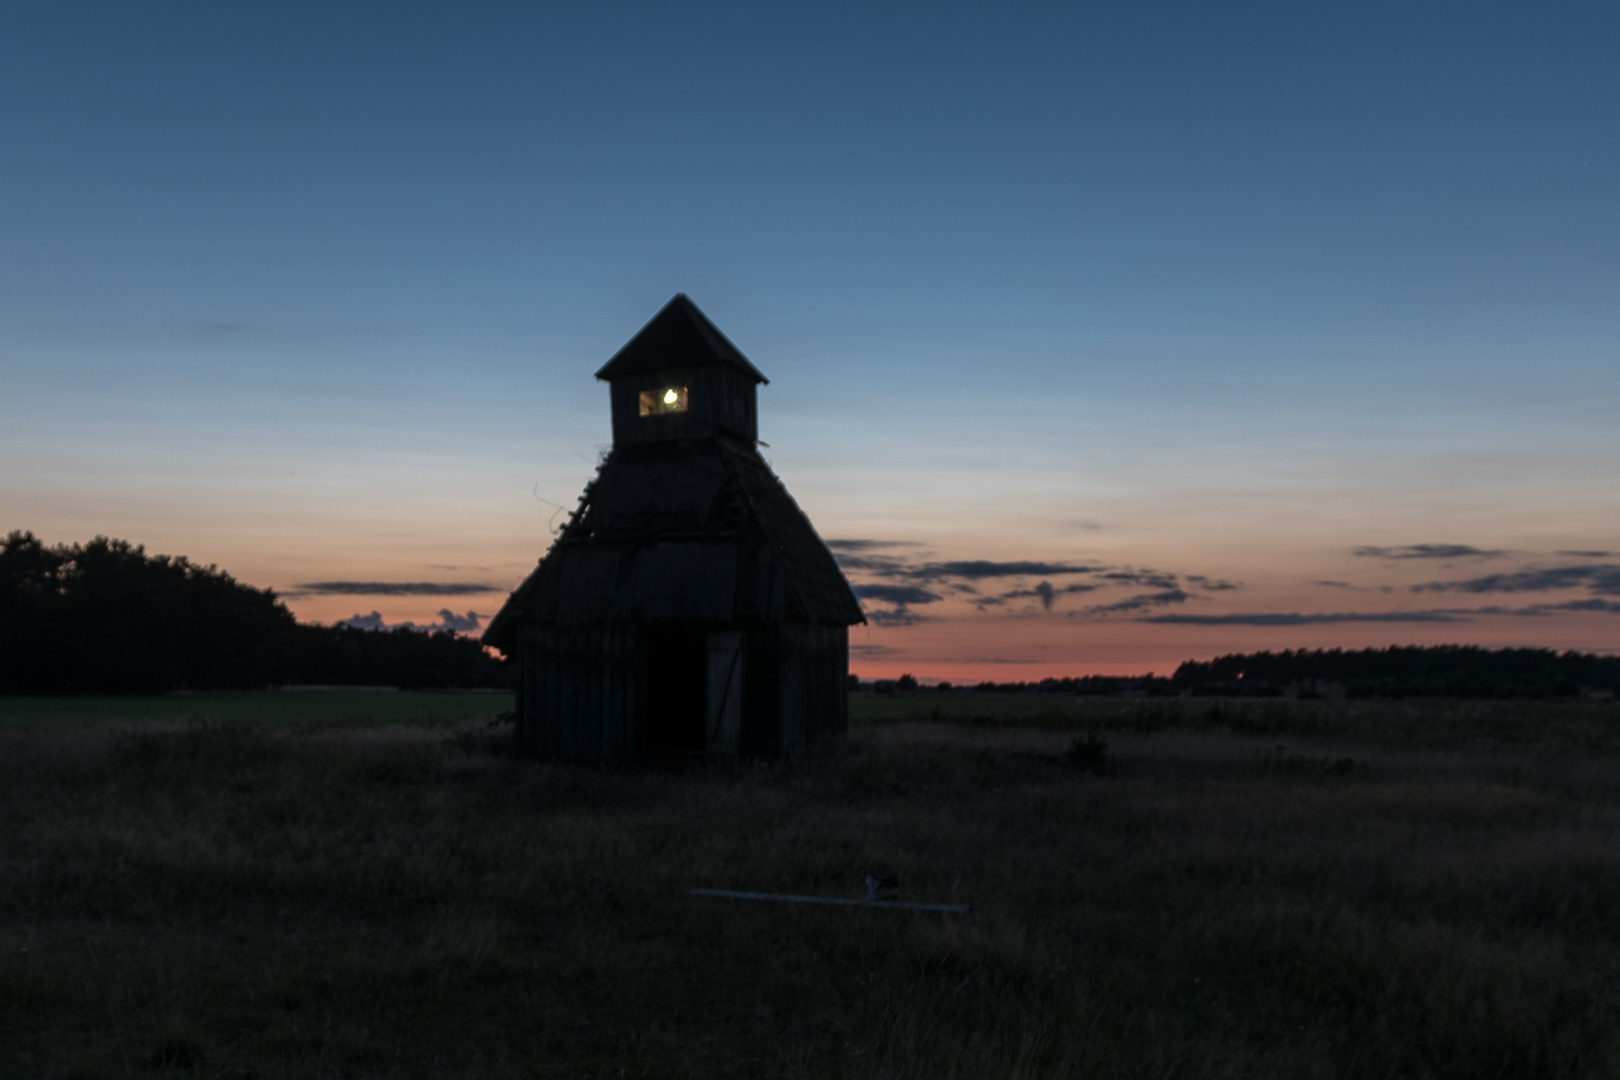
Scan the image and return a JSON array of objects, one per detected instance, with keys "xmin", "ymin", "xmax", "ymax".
[{"xmin": 483, "ymin": 295, "xmax": 865, "ymax": 762}]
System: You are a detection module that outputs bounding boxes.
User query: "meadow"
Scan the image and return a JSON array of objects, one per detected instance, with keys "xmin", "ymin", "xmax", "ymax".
[
  {"xmin": 0, "ymin": 690, "xmax": 511, "ymax": 730},
  {"xmin": 5, "ymin": 692, "xmax": 1620, "ymax": 1078}
]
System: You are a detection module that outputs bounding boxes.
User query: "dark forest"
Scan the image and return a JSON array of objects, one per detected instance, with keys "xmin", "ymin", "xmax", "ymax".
[
  {"xmin": 890, "ymin": 646, "xmax": 1620, "ymax": 698},
  {"xmin": 0, "ymin": 531, "xmax": 509, "ymax": 693},
  {"xmin": 1172, "ymin": 645, "xmax": 1620, "ymax": 698}
]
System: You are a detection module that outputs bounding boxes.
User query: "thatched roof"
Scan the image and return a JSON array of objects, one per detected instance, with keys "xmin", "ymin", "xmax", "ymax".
[
  {"xmin": 595, "ymin": 294, "xmax": 768, "ymax": 384},
  {"xmin": 484, "ymin": 435, "xmax": 863, "ymax": 652}
]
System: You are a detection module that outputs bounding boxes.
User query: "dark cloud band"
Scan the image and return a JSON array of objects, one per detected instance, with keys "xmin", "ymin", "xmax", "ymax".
[
  {"xmin": 1414, "ymin": 565, "xmax": 1620, "ymax": 596},
  {"xmin": 1145, "ymin": 601, "xmax": 1620, "ymax": 625},
  {"xmin": 825, "ymin": 539, "xmax": 921, "ymax": 552},
  {"xmin": 297, "ymin": 581, "xmax": 500, "ymax": 596},
  {"xmin": 852, "ymin": 584, "xmax": 942, "ymax": 605},
  {"xmin": 905, "ymin": 560, "xmax": 1105, "ymax": 582},
  {"xmin": 1089, "ymin": 588, "xmax": 1193, "ymax": 614},
  {"xmin": 1000, "ymin": 580, "xmax": 1102, "ymax": 610},
  {"xmin": 1186, "ymin": 575, "xmax": 1241, "ymax": 591},
  {"xmin": 1354, "ymin": 544, "xmax": 1506, "ymax": 560},
  {"xmin": 339, "ymin": 609, "xmax": 485, "ymax": 632},
  {"xmin": 1529, "ymin": 599, "xmax": 1620, "ymax": 614},
  {"xmin": 1141, "ymin": 610, "xmax": 1466, "ymax": 625},
  {"xmin": 866, "ymin": 608, "xmax": 936, "ymax": 627}
]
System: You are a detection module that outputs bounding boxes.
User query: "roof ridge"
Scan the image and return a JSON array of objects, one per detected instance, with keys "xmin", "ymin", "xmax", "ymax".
[{"xmin": 594, "ymin": 294, "xmax": 768, "ymax": 384}]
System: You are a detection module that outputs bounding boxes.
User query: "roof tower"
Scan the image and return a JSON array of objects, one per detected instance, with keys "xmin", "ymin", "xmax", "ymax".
[{"xmin": 595, "ymin": 293, "xmax": 768, "ymax": 384}]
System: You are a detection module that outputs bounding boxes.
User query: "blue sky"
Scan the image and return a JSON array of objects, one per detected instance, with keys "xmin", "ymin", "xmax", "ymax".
[{"xmin": 2, "ymin": 2, "xmax": 1617, "ymax": 675}]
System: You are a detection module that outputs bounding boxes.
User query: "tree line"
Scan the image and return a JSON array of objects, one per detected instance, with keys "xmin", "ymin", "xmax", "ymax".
[
  {"xmin": 0, "ymin": 532, "xmax": 509, "ymax": 693},
  {"xmin": 859, "ymin": 645, "xmax": 1620, "ymax": 699},
  {"xmin": 1172, "ymin": 646, "xmax": 1620, "ymax": 698},
  {"xmin": 856, "ymin": 674, "xmax": 1177, "ymax": 695}
]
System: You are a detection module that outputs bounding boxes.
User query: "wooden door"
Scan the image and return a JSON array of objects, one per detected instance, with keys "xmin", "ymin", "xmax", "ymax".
[{"xmin": 705, "ymin": 630, "xmax": 744, "ymax": 755}]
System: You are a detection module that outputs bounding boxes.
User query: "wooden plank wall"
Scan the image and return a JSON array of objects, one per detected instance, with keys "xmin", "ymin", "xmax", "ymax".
[
  {"xmin": 517, "ymin": 622, "xmax": 641, "ymax": 763},
  {"xmin": 741, "ymin": 624, "xmax": 782, "ymax": 759},
  {"xmin": 778, "ymin": 622, "xmax": 850, "ymax": 760},
  {"xmin": 826, "ymin": 623, "xmax": 850, "ymax": 742},
  {"xmin": 516, "ymin": 624, "xmax": 539, "ymax": 757},
  {"xmin": 780, "ymin": 632, "xmax": 807, "ymax": 759},
  {"xmin": 705, "ymin": 630, "xmax": 745, "ymax": 755},
  {"xmin": 609, "ymin": 364, "xmax": 759, "ymax": 445},
  {"xmin": 519, "ymin": 619, "xmax": 846, "ymax": 764}
]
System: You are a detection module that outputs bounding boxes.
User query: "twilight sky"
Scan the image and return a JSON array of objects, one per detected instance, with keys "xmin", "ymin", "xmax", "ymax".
[{"xmin": 2, "ymin": 2, "xmax": 1617, "ymax": 680}]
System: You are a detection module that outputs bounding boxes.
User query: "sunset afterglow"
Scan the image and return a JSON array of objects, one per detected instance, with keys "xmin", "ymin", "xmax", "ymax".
[{"xmin": 1, "ymin": 6, "xmax": 1614, "ymax": 681}]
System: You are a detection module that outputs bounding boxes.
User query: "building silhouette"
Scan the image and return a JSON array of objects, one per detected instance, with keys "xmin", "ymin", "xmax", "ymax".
[{"xmin": 484, "ymin": 295, "xmax": 864, "ymax": 762}]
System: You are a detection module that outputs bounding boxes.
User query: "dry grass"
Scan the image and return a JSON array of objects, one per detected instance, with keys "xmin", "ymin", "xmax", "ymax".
[
  {"xmin": 4, "ymin": 705, "xmax": 1620, "ymax": 1078},
  {"xmin": 0, "ymin": 690, "xmax": 512, "ymax": 729},
  {"xmin": 856, "ymin": 692, "xmax": 1620, "ymax": 751}
]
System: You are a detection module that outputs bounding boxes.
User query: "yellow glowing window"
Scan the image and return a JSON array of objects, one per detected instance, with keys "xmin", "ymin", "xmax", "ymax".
[{"xmin": 639, "ymin": 386, "xmax": 689, "ymax": 416}]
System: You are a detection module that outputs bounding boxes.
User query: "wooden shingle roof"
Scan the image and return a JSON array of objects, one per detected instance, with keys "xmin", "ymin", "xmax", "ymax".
[
  {"xmin": 483, "ymin": 435, "xmax": 863, "ymax": 652},
  {"xmin": 594, "ymin": 294, "xmax": 768, "ymax": 384}
]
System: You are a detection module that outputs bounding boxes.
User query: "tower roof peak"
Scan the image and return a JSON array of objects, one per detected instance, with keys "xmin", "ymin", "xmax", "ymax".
[{"xmin": 595, "ymin": 294, "xmax": 768, "ymax": 384}]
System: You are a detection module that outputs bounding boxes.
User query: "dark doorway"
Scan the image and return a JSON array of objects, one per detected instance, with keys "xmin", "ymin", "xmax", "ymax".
[{"xmin": 645, "ymin": 627, "xmax": 706, "ymax": 755}]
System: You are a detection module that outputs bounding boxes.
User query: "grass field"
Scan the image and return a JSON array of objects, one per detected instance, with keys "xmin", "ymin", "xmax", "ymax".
[
  {"xmin": 0, "ymin": 690, "xmax": 513, "ymax": 729},
  {"xmin": 4, "ymin": 694, "xmax": 1620, "ymax": 1077},
  {"xmin": 9, "ymin": 689, "xmax": 1620, "ymax": 751},
  {"xmin": 853, "ymin": 692, "xmax": 1620, "ymax": 751}
]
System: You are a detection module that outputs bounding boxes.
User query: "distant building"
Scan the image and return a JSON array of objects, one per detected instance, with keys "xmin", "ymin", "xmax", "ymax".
[{"xmin": 484, "ymin": 295, "xmax": 864, "ymax": 762}]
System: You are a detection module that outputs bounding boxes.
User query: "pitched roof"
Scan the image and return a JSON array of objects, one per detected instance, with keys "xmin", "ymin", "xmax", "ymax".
[
  {"xmin": 594, "ymin": 294, "xmax": 768, "ymax": 384},
  {"xmin": 482, "ymin": 436, "xmax": 864, "ymax": 651}
]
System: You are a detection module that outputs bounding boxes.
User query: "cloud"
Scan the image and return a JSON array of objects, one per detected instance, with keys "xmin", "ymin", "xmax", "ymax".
[
  {"xmin": 432, "ymin": 609, "xmax": 483, "ymax": 632},
  {"xmin": 999, "ymin": 580, "xmax": 1102, "ymax": 610},
  {"xmin": 1520, "ymin": 599, "xmax": 1620, "ymax": 615},
  {"xmin": 825, "ymin": 539, "xmax": 921, "ymax": 552},
  {"xmin": 866, "ymin": 608, "xmax": 936, "ymax": 627},
  {"xmin": 1186, "ymin": 575, "xmax": 1242, "ymax": 591},
  {"xmin": 826, "ymin": 540, "xmax": 921, "ymax": 576},
  {"xmin": 1097, "ymin": 570, "xmax": 1180, "ymax": 589},
  {"xmin": 1140, "ymin": 610, "xmax": 1468, "ymax": 625},
  {"xmin": 851, "ymin": 583, "xmax": 942, "ymax": 627},
  {"xmin": 834, "ymin": 542, "xmax": 1204, "ymax": 620},
  {"xmin": 1559, "ymin": 550, "xmax": 1613, "ymax": 558},
  {"xmin": 829, "ymin": 539, "xmax": 1620, "ymax": 628},
  {"xmin": 338, "ymin": 609, "xmax": 485, "ymax": 633},
  {"xmin": 942, "ymin": 656, "xmax": 1046, "ymax": 664},
  {"xmin": 831, "ymin": 552, "xmax": 912, "ymax": 575},
  {"xmin": 849, "ymin": 642, "xmax": 900, "ymax": 658},
  {"xmin": 851, "ymin": 584, "xmax": 942, "ymax": 605},
  {"xmin": 836, "ymin": 551, "xmax": 1108, "ymax": 585},
  {"xmin": 1413, "ymin": 564, "xmax": 1620, "ymax": 596},
  {"xmin": 298, "ymin": 581, "xmax": 500, "ymax": 596},
  {"xmin": 1144, "ymin": 600, "xmax": 1620, "ymax": 625},
  {"xmin": 1354, "ymin": 544, "xmax": 1507, "ymax": 560},
  {"xmin": 1088, "ymin": 589, "xmax": 1194, "ymax": 614},
  {"xmin": 829, "ymin": 539, "xmax": 1140, "ymax": 595},
  {"xmin": 825, "ymin": 540, "xmax": 922, "ymax": 577},
  {"xmin": 904, "ymin": 560, "xmax": 1104, "ymax": 582}
]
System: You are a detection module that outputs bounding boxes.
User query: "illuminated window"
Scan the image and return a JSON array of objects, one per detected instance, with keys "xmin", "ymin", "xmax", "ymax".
[{"xmin": 638, "ymin": 387, "xmax": 689, "ymax": 416}]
